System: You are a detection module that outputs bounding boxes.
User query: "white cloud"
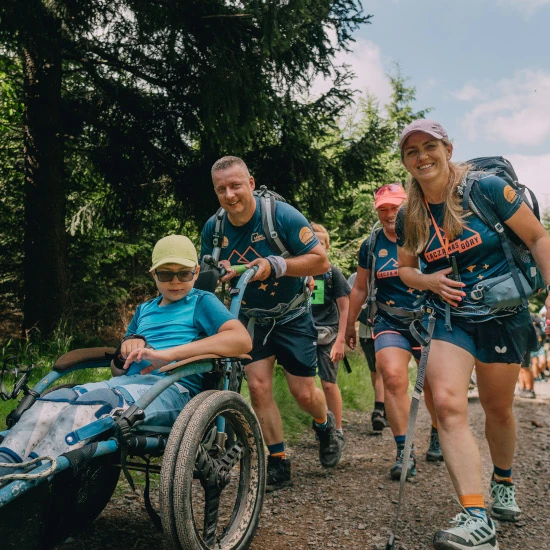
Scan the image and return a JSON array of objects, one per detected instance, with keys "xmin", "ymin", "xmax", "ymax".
[
  {"xmin": 505, "ymin": 153, "xmax": 550, "ymax": 211},
  {"xmin": 311, "ymin": 37, "xmax": 393, "ymax": 107},
  {"xmin": 461, "ymin": 69, "xmax": 550, "ymax": 146},
  {"xmin": 452, "ymin": 83, "xmax": 484, "ymax": 102},
  {"xmin": 497, "ymin": 0, "xmax": 550, "ymax": 18}
]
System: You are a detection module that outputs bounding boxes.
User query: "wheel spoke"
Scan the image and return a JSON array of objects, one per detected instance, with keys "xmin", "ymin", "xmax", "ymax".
[
  {"xmin": 219, "ymin": 441, "xmax": 243, "ymax": 472},
  {"xmin": 203, "ymin": 487, "xmax": 222, "ymax": 546}
]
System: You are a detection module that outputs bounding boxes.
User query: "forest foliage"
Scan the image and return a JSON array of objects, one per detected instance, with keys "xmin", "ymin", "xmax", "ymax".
[{"xmin": 0, "ymin": 1, "xmax": 428, "ymax": 343}]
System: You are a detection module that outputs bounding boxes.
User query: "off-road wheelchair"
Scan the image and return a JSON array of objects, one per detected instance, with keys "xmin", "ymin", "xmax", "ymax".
[{"xmin": 0, "ymin": 263, "xmax": 265, "ymax": 550}]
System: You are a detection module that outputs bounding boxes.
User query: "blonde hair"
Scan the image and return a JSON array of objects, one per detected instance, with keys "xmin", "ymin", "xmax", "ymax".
[
  {"xmin": 310, "ymin": 223, "xmax": 330, "ymax": 248},
  {"xmin": 402, "ymin": 140, "xmax": 471, "ymax": 255}
]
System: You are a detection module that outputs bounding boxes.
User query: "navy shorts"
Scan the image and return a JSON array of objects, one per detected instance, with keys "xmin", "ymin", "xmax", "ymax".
[
  {"xmin": 373, "ymin": 318, "xmax": 421, "ymax": 360},
  {"xmin": 243, "ymin": 312, "xmax": 318, "ymax": 377},
  {"xmin": 430, "ymin": 308, "xmax": 537, "ymax": 365}
]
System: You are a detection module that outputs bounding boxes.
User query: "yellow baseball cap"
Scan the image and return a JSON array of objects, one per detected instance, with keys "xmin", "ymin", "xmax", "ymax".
[{"xmin": 150, "ymin": 235, "xmax": 198, "ymax": 271}]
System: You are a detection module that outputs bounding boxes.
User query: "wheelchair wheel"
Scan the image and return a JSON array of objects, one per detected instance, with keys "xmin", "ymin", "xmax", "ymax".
[
  {"xmin": 44, "ymin": 448, "xmax": 121, "ymax": 546},
  {"xmin": 160, "ymin": 390, "xmax": 219, "ymax": 548},
  {"xmin": 169, "ymin": 391, "xmax": 265, "ymax": 550}
]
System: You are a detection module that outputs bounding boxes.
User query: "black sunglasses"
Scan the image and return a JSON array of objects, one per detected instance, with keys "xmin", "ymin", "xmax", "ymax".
[{"xmin": 155, "ymin": 270, "xmax": 196, "ymax": 283}]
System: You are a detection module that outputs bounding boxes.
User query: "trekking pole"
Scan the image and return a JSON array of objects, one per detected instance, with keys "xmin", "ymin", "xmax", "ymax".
[{"xmin": 385, "ymin": 309, "xmax": 436, "ymax": 550}]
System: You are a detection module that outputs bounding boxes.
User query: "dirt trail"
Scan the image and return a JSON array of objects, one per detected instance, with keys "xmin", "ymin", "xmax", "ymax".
[{"xmin": 58, "ymin": 382, "xmax": 550, "ymax": 550}]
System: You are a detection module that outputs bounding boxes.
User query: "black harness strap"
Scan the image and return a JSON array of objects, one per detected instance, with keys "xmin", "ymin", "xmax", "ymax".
[
  {"xmin": 143, "ymin": 456, "xmax": 163, "ymax": 532},
  {"xmin": 376, "ymin": 301, "xmax": 423, "ymax": 319}
]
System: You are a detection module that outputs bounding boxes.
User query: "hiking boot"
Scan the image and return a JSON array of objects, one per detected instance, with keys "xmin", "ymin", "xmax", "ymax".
[
  {"xmin": 266, "ymin": 455, "xmax": 292, "ymax": 493},
  {"xmin": 371, "ymin": 409, "xmax": 389, "ymax": 432},
  {"xmin": 389, "ymin": 447, "xmax": 417, "ymax": 480},
  {"xmin": 490, "ymin": 480, "xmax": 521, "ymax": 522},
  {"xmin": 426, "ymin": 430, "xmax": 444, "ymax": 462},
  {"xmin": 433, "ymin": 513, "xmax": 498, "ymax": 549},
  {"xmin": 312, "ymin": 411, "xmax": 343, "ymax": 468}
]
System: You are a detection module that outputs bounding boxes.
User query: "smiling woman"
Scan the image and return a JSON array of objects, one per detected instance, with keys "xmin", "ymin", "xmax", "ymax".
[{"xmin": 395, "ymin": 118, "xmax": 550, "ymax": 550}]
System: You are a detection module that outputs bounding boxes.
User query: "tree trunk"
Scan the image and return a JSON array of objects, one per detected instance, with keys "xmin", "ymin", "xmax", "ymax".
[{"xmin": 21, "ymin": 13, "xmax": 69, "ymax": 336}]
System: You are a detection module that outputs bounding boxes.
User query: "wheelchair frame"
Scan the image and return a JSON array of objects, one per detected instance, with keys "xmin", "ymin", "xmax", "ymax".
[{"xmin": 0, "ymin": 264, "xmax": 265, "ymax": 550}]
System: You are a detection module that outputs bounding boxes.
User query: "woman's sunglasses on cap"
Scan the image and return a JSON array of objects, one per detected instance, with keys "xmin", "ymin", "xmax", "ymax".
[
  {"xmin": 155, "ymin": 269, "xmax": 196, "ymax": 282},
  {"xmin": 373, "ymin": 184, "xmax": 403, "ymax": 198}
]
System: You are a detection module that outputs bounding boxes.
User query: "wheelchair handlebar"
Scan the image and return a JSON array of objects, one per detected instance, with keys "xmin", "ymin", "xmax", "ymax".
[{"xmin": 201, "ymin": 254, "xmax": 258, "ymax": 278}]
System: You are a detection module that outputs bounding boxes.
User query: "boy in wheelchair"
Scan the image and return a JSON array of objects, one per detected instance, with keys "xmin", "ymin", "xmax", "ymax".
[{"xmin": 0, "ymin": 234, "xmax": 252, "ymax": 479}]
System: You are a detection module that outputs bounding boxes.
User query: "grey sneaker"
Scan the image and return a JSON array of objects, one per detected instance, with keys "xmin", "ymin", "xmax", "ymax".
[
  {"xmin": 371, "ymin": 409, "xmax": 389, "ymax": 432},
  {"xmin": 312, "ymin": 411, "xmax": 343, "ymax": 468},
  {"xmin": 426, "ymin": 430, "xmax": 444, "ymax": 462},
  {"xmin": 433, "ymin": 512, "xmax": 498, "ymax": 549},
  {"xmin": 490, "ymin": 480, "xmax": 521, "ymax": 522},
  {"xmin": 390, "ymin": 447, "xmax": 417, "ymax": 480},
  {"xmin": 516, "ymin": 388, "xmax": 536, "ymax": 399},
  {"xmin": 266, "ymin": 455, "xmax": 292, "ymax": 493}
]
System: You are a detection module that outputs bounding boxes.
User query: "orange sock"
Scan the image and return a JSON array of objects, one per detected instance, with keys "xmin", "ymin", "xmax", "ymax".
[
  {"xmin": 313, "ymin": 416, "xmax": 327, "ymax": 425},
  {"xmin": 270, "ymin": 451, "xmax": 286, "ymax": 460},
  {"xmin": 493, "ymin": 473, "xmax": 513, "ymax": 484},
  {"xmin": 459, "ymin": 494, "xmax": 485, "ymax": 509}
]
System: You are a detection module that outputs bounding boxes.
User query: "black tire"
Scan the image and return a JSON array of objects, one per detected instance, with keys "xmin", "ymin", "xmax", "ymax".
[
  {"xmin": 42, "ymin": 383, "xmax": 120, "ymax": 546},
  {"xmin": 44, "ymin": 449, "xmax": 121, "ymax": 546},
  {"xmin": 160, "ymin": 390, "xmax": 219, "ymax": 549},
  {"xmin": 172, "ymin": 391, "xmax": 265, "ymax": 550},
  {"xmin": 41, "ymin": 382, "xmax": 78, "ymax": 396}
]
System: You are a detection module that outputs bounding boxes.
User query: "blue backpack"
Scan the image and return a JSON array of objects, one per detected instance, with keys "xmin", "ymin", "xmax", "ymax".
[{"xmin": 459, "ymin": 156, "xmax": 544, "ymax": 306}]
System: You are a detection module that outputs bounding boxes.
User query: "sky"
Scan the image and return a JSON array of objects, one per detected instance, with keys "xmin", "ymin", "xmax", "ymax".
[{"xmin": 314, "ymin": 0, "xmax": 550, "ymax": 211}]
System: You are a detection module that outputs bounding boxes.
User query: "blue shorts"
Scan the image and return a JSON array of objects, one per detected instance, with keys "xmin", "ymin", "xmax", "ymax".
[
  {"xmin": 373, "ymin": 319, "xmax": 421, "ymax": 360},
  {"xmin": 429, "ymin": 308, "xmax": 537, "ymax": 365},
  {"xmin": 72, "ymin": 374, "xmax": 192, "ymax": 432},
  {"xmin": 243, "ymin": 312, "xmax": 318, "ymax": 377}
]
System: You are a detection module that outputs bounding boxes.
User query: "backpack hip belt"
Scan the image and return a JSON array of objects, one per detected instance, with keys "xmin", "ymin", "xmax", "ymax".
[{"xmin": 376, "ymin": 301, "xmax": 424, "ymax": 320}]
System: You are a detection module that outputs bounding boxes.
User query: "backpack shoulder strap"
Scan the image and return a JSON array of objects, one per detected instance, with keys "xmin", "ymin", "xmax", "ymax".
[
  {"xmin": 368, "ymin": 223, "xmax": 382, "ymax": 264},
  {"xmin": 467, "ymin": 179, "xmax": 528, "ymax": 306},
  {"xmin": 260, "ymin": 193, "xmax": 290, "ymax": 258},
  {"xmin": 211, "ymin": 207, "xmax": 226, "ymax": 263},
  {"xmin": 325, "ymin": 267, "xmax": 333, "ymax": 294}
]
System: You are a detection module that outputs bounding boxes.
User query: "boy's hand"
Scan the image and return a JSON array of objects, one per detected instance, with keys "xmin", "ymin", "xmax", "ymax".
[
  {"xmin": 121, "ymin": 338, "xmax": 146, "ymax": 358},
  {"xmin": 123, "ymin": 348, "xmax": 171, "ymax": 371},
  {"xmin": 330, "ymin": 339, "xmax": 345, "ymax": 363}
]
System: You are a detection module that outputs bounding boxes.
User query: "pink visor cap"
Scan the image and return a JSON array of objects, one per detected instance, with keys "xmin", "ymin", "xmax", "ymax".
[
  {"xmin": 374, "ymin": 184, "xmax": 407, "ymax": 209},
  {"xmin": 399, "ymin": 119, "xmax": 449, "ymax": 150}
]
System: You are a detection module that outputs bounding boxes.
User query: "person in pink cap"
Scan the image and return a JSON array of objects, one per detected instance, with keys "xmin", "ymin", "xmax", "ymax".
[{"xmin": 346, "ymin": 183, "xmax": 441, "ymax": 481}]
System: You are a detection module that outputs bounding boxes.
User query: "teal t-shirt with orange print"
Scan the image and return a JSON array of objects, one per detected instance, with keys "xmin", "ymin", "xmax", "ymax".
[{"xmin": 395, "ymin": 174, "xmax": 524, "ymax": 321}]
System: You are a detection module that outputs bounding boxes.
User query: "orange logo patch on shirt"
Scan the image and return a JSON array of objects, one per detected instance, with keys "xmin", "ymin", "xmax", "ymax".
[
  {"xmin": 379, "ymin": 249, "xmax": 388, "ymax": 258},
  {"xmin": 299, "ymin": 226, "xmax": 315, "ymax": 245},
  {"xmin": 504, "ymin": 185, "xmax": 517, "ymax": 204},
  {"xmin": 222, "ymin": 236, "xmax": 229, "ymax": 248}
]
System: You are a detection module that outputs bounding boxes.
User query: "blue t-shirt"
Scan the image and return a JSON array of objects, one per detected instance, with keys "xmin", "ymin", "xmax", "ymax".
[
  {"xmin": 124, "ymin": 289, "xmax": 235, "ymax": 395},
  {"xmin": 359, "ymin": 229, "xmax": 423, "ymax": 329},
  {"xmin": 395, "ymin": 174, "xmax": 523, "ymax": 321},
  {"xmin": 200, "ymin": 197, "xmax": 319, "ymax": 317}
]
